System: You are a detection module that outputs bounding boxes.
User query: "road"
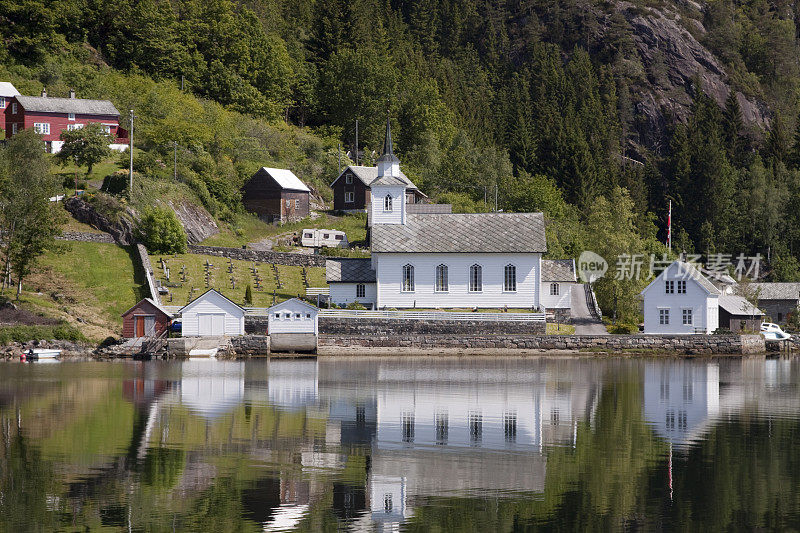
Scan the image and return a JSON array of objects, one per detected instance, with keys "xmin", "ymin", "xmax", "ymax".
[{"xmin": 571, "ymin": 285, "xmax": 608, "ymax": 335}]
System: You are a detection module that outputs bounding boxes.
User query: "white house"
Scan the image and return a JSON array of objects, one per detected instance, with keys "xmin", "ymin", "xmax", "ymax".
[
  {"xmin": 178, "ymin": 289, "xmax": 245, "ymax": 337},
  {"xmin": 363, "ymin": 120, "xmax": 547, "ymax": 310},
  {"xmin": 326, "ymin": 258, "xmax": 377, "ymax": 308},
  {"xmin": 640, "ymin": 260, "xmax": 720, "ymax": 334},
  {"xmin": 268, "ymin": 298, "xmax": 319, "ymax": 335},
  {"xmin": 540, "ymin": 259, "xmax": 578, "ymax": 314}
]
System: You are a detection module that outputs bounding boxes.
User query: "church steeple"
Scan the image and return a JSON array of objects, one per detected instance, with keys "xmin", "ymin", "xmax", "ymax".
[{"xmin": 376, "ymin": 117, "xmax": 400, "ymax": 177}]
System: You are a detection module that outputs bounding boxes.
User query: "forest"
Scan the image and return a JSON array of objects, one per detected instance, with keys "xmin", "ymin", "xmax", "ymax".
[{"xmin": 3, "ymin": 0, "xmax": 800, "ymax": 320}]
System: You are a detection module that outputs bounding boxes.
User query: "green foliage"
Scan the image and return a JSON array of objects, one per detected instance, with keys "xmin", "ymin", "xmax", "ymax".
[
  {"xmin": 55, "ymin": 122, "xmax": 112, "ymax": 175},
  {"xmin": 345, "ymin": 301, "xmax": 366, "ymax": 310},
  {"xmin": 136, "ymin": 207, "xmax": 187, "ymax": 254},
  {"xmin": 101, "ymin": 170, "xmax": 130, "ymax": 195},
  {"xmin": 0, "ymin": 323, "xmax": 86, "ymax": 344},
  {"xmin": 244, "ymin": 284, "xmax": 253, "ymax": 306}
]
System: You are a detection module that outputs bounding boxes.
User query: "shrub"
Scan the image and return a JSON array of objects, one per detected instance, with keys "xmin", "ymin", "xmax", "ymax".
[
  {"xmin": 101, "ymin": 170, "xmax": 130, "ymax": 195},
  {"xmin": 0, "ymin": 323, "xmax": 86, "ymax": 344},
  {"xmin": 136, "ymin": 207, "xmax": 187, "ymax": 254},
  {"xmin": 244, "ymin": 285, "xmax": 253, "ymax": 305},
  {"xmin": 346, "ymin": 301, "xmax": 366, "ymax": 310},
  {"xmin": 608, "ymin": 322, "xmax": 638, "ymax": 334}
]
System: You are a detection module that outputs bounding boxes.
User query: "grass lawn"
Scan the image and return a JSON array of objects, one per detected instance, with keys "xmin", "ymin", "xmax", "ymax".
[
  {"xmin": 204, "ymin": 212, "xmax": 368, "ymax": 248},
  {"xmin": 52, "ymin": 153, "xmax": 122, "ymax": 193},
  {"xmin": 149, "ymin": 252, "xmax": 326, "ymax": 307},
  {"xmin": 547, "ymin": 322, "xmax": 575, "ymax": 335}
]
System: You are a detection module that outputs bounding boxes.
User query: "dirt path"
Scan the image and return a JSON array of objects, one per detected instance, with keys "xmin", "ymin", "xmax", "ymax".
[{"xmin": 571, "ymin": 285, "xmax": 608, "ymax": 335}]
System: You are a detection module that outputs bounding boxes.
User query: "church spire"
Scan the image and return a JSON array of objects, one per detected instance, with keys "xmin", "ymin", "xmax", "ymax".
[{"xmin": 377, "ymin": 117, "xmax": 400, "ymax": 166}]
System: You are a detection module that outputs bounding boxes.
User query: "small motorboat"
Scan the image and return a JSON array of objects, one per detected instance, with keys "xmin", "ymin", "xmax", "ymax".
[
  {"xmin": 22, "ymin": 348, "xmax": 62, "ymax": 361},
  {"xmin": 761, "ymin": 323, "xmax": 792, "ymax": 341}
]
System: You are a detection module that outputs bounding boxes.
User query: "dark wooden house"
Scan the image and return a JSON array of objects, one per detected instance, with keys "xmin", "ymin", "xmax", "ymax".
[
  {"xmin": 718, "ymin": 293, "xmax": 764, "ymax": 333},
  {"xmin": 331, "ymin": 165, "xmax": 427, "ymax": 213},
  {"xmin": 122, "ymin": 298, "xmax": 172, "ymax": 338},
  {"xmin": 242, "ymin": 167, "xmax": 311, "ymax": 223}
]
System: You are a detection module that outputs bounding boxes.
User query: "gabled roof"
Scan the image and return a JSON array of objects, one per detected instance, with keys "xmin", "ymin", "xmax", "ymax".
[
  {"xmin": 256, "ymin": 167, "xmax": 310, "ymax": 192},
  {"xmin": 15, "ymin": 95, "xmax": 120, "ymax": 116},
  {"xmin": 542, "ymin": 259, "xmax": 577, "ymax": 282},
  {"xmin": 268, "ymin": 297, "xmax": 318, "ymax": 312},
  {"xmin": 371, "ymin": 212, "xmax": 547, "ymax": 253},
  {"xmin": 640, "ymin": 261, "xmax": 721, "ymax": 296},
  {"xmin": 326, "ymin": 258, "xmax": 376, "ymax": 283},
  {"xmin": 0, "ymin": 82, "xmax": 20, "ymax": 97},
  {"xmin": 178, "ymin": 289, "xmax": 245, "ymax": 314},
  {"xmin": 750, "ymin": 282, "xmax": 800, "ymax": 300},
  {"xmin": 331, "ymin": 165, "xmax": 418, "ymax": 190},
  {"xmin": 371, "ymin": 175, "xmax": 407, "ymax": 187},
  {"xmin": 718, "ymin": 293, "xmax": 763, "ymax": 316},
  {"xmin": 121, "ymin": 298, "xmax": 172, "ymax": 318},
  {"xmin": 406, "ymin": 203, "xmax": 452, "ymax": 214}
]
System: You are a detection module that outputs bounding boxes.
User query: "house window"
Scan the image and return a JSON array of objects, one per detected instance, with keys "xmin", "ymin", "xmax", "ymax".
[
  {"xmin": 11, "ymin": 123, "xmax": 17, "ymax": 135},
  {"xmin": 504, "ymin": 412, "xmax": 517, "ymax": 442},
  {"xmin": 402, "ymin": 264, "xmax": 414, "ymax": 292},
  {"xmin": 435, "ymin": 264, "xmax": 448, "ymax": 292},
  {"xmin": 682, "ymin": 308, "xmax": 693, "ymax": 325},
  {"xmin": 665, "ymin": 280, "xmax": 674, "ymax": 294},
  {"xmin": 469, "ymin": 412, "xmax": 482, "ymax": 444},
  {"xmin": 384, "ymin": 493, "xmax": 393, "ymax": 512},
  {"xmin": 294, "ymin": 199, "xmax": 299, "ymax": 209},
  {"xmin": 356, "ymin": 284, "xmax": 365, "ymax": 298},
  {"xmin": 100, "ymin": 124, "xmax": 111, "ymax": 134},
  {"xmin": 659, "ymin": 309, "xmax": 670, "ymax": 325},
  {"xmin": 469, "ymin": 264, "xmax": 482, "ymax": 292},
  {"xmin": 11, "ymin": 103, "xmax": 17, "ymax": 114},
  {"xmin": 550, "ymin": 282, "xmax": 559, "ymax": 296},
  {"xmin": 295, "ymin": 313, "xmax": 301, "ymax": 319},
  {"xmin": 67, "ymin": 123, "xmax": 84, "ymax": 131},
  {"xmin": 33, "ymin": 123, "xmax": 50, "ymax": 135},
  {"xmin": 285, "ymin": 199, "xmax": 291, "ymax": 208},
  {"xmin": 345, "ymin": 174, "xmax": 353, "ymax": 184},
  {"xmin": 0, "ymin": 97, "xmax": 5, "ymax": 109},
  {"xmin": 68, "ymin": 113, "xmax": 75, "ymax": 121},
  {"xmin": 306, "ymin": 313, "xmax": 311, "ymax": 318},
  {"xmin": 677, "ymin": 280, "xmax": 686, "ymax": 294},
  {"xmin": 344, "ymin": 191, "xmax": 354, "ymax": 203},
  {"xmin": 504, "ymin": 264, "xmax": 517, "ymax": 292},
  {"xmin": 384, "ymin": 194, "xmax": 393, "ymax": 211}
]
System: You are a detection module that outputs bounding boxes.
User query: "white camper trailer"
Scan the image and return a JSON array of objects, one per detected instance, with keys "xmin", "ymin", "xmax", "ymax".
[{"xmin": 300, "ymin": 228, "xmax": 349, "ymax": 248}]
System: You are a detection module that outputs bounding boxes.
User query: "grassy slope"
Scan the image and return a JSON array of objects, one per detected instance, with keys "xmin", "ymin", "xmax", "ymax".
[{"xmin": 205, "ymin": 212, "xmax": 368, "ymax": 248}]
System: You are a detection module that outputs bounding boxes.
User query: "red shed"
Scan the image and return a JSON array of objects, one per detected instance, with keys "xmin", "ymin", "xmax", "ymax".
[{"xmin": 121, "ymin": 298, "xmax": 172, "ymax": 338}]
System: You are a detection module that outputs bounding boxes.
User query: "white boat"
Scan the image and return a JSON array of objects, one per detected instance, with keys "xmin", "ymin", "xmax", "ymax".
[
  {"xmin": 25, "ymin": 348, "xmax": 62, "ymax": 360},
  {"xmin": 760, "ymin": 322, "xmax": 792, "ymax": 341}
]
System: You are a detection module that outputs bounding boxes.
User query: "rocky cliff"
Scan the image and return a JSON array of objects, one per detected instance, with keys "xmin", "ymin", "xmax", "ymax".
[{"xmin": 167, "ymin": 200, "xmax": 219, "ymax": 244}]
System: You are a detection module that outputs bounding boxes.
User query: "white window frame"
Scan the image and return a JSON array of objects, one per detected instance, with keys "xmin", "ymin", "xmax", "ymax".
[
  {"xmin": 294, "ymin": 199, "xmax": 299, "ymax": 209},
  {"xmin": 469, "ymin": 264, "xmax": 482, "ymax": 293},
  {"xmin": 67, "ymin": 123, "xmax": 84, "ymax": 131},
  {"xmin": 0, "ymin": 97, "xmax": 5, "ymax": 109},
  {"xmin": 682, "ymin": 308, "xmax": 693, "ymax": 325},
  {"xmin": 665, "ymin": 280, "xmax": 674, "ymax": 294},
  {"xmin": 356, "ymin": 283, "xmax": 365, "ymax": 298},
  {"xmin": 435, "ymin": 264, "xmax": 448, "ymax": 292},
  {"xmin": 100, "ymin": 123, "xmax": 112, "ymax": 135},
  {"xmin": 504, "ymin": 264, "xmax": 517, "ymax": 292},
  {"xmin": 68, "ymin": 112, "xmax": 75, "ymax": 121},
  {"xmin": 11, "ymin": 123, "xmax": 17, "ymax": 135},
  {"xmin": 659, "ymin": 308, "xmax": 670, "ymax": 325},
  {"xmin": 345, "ymin": 174, "xmax": 353, "ymax": 184},
  {"xmin": 677, "ymin": 280, "xmax": 686, "ymax": 294},
  {"xmin": 384, "ymin": 194, "xmax": 393, "ymax": 212},
  {"xmin": 402, "ymin": 264, "xmax": 414, "ymax": 292},
  {"xmin": 550, "ymin": 282, "xmax": 559, "ymax": 296},
  {"xmin": 33, "ymin": 123, "xmax": 50, "ymax": 135},
  {"xmin": 344, "ymin": 191, "xmax": 354, "ymax": 203},
  {"xmin": 11, "ymin": 102, "xmax": 17, "ymax": 114}
]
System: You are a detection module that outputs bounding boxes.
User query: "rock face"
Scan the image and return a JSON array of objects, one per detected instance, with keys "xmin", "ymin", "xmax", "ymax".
[
  {"xmin": 63, "ymin": 197, "xmax": 136, "ymax": 245},
  {"xmin": 167, "ymin": 200, "xmax": 218, "ymax": 244},
  {"xmin": 614, "ymin": 2, "xmax": 769, "ymax": 152}
]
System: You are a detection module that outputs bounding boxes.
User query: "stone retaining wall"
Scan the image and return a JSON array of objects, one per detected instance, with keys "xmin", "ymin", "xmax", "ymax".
[
  {"xmin": 319, "ymin": 317, "xmax": 547, "ymax": 336},
  {"xmin": 188, "ymin": 245, "xmax": 326, "ymax": 267},
  {"xmin": 245, "ymin": 316, "xmax": 269, "ymax": 335},
  {"xmin": 318, "ymin": 333, "xmax": 765, "ymax": 354},
  {"xmin": 136, "ymin": 243, "xmax": 160, "ymax": 304},
  {"xmin": 231, "ymin": 335, "xmax": 270, "ymax": 356},
  {"xmin": 57, "ymin": 231, "xmax": 116, "ymax": 244}
]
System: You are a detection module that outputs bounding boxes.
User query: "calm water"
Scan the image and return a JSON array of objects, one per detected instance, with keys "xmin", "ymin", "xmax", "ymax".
[{"xmin": 0, "ymin": 356, "xmax": 798, "ymax": 532}]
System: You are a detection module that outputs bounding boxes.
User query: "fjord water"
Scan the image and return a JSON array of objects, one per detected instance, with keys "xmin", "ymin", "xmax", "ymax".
[{"xmin": 0, "ymin": 357, "xmax": 798, "ymax": 531}]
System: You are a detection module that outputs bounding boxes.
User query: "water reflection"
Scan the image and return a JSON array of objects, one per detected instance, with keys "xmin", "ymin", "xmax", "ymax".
[{"xmin": 0, "ymin": 356, "xmax": 798, "ymax": 531}]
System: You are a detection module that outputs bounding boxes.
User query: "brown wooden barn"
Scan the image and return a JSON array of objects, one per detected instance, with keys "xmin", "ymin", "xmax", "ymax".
[
  {"xmin": 242, "ymin": 167, "xmax": 311, "ymax": 223},
  {"xmin": 122, "ymin": 298, "xmax": 172, "ymax": 338}
]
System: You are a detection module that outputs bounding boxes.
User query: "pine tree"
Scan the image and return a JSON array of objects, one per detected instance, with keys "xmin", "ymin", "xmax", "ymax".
[
  {"xmin": 723, "ymin": 90, "xmax": 748, "ymax": 167},
  {"xmin": 765, "ymin": 112, "xmax": 790, "ymax": 166}
]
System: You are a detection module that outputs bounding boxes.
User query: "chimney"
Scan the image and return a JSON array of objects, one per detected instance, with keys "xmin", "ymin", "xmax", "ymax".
[
  {"xmin": 69, "ymin": 89, "xmax": 75, "ymax": 99},
  {"xmin": 41, "ymin": 88, "xmax": 47, "ymax": 97}
]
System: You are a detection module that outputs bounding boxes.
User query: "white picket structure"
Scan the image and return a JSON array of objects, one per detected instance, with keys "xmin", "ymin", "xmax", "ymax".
[
  {"xmin": 316, "ymin": 309, "xmax": 546, "ymax": 322},
  {"xmin": 305, "ymin": 287, "xmax": 330, "ymax": 296}
]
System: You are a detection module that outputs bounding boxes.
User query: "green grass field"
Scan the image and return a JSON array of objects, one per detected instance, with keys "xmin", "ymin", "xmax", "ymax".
[{"xmin": 149, "ymin": 252, "xmax": 327, "ymax": 307}]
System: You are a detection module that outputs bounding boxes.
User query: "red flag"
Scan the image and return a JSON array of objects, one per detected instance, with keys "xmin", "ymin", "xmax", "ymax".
[{"xmin": 667, "ymin": 200, "xmax": 672, "ymax": 250}]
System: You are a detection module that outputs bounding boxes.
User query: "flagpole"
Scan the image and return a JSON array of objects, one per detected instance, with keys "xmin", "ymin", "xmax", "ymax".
[{"xmin": 667, "ymin": 200, "xmax": 672, "ymax": 251}]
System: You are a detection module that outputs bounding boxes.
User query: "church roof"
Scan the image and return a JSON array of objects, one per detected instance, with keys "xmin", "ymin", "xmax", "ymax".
[
  {"xmin": 371, "ymin": 175, "xmax": 407, "ymax": 187},
  {"xmin": 541, "ymin": 259, "xmax": 577, "ymax": 282},
  {"xmin": 371, "ymin": 213, "xmax": 547, "ymax": 254},
  {"xmin": 331, "ymin": 165, "xmax": 418, "ymax": 190},
  {"xmin": 376, "ymin": 117, "xmax": 400, "ymax": 163},
  {"xmin": 326, "ymin": 258, "xmax": 376, "ymax": 283}
]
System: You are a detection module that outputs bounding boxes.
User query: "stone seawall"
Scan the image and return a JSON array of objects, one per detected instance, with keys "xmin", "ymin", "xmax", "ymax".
[
  {"xmin": 318, "ymin": 333, "xmax": 765, "ymax": 355},
  {"xmin": 57, "ymin": 231, "xmax": 116, "ymax": 244},
  {"xmin": 319, "ymin": 317, "xmax": 547, "ymax": 336},
  {"xmin": 245, "ymin": 316, "xmax": 269, "ymax": 335},
  {"xmin": 188, "ymin": 245, "xmax": 326, "ymax": 267}
]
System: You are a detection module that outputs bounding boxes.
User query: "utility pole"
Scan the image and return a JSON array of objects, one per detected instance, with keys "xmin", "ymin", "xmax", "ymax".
[
  {"xmin": 174, "ymin": 141, "xmax": 178, "ymax": 180},
  {"xmin": 495, "ymin": 184, "xmax": 498, "ymax": 212},
  {"xmin": 338, "ymin": 143, "xmax": 341, "ymax": 174},
  {"xmin": 129, "ymin": 109, "xmax": 134, "ymax": 193},
  {"xmin": 181, "ymin": 75, "xmax": 184, "ymax": 91},
  {"xmin": 355, "ymin": 120, "xmax": 359, "ymax": 166}
]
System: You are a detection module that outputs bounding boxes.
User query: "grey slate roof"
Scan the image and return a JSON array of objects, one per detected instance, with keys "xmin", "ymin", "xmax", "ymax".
[
  {"xmin": 542, "ymin": 259, "xmax": 577, "ymax": 282},
  {"xmin": 406, "ymin": 203, "xmax": 452, "ymax": 214},
  {"xmin": 15, "ymin": 95, "xmax": 120, "ymax": 116},
  {"xmin": 371, "ymin": 175, "xmax": 407, "ymax": 187},
  {"xmin": 334, "ymin": 165, "xmax": 418, "ymax": 190},
  {"xmin": 326, "ymin": 258, "xmax": 376, "ymax": 283},
  {"xmin": 371, "ymin": 213, "xmax": 547, "ymax": 254},
  {"xmin": 677, "ymin": 261, "xmax": 721, "ymax": 294},
  {"xmin": 718, "ymin": 293, "xmax": 763, "ymax": 316},
  {"xmin": 750, "ymin": 282, "xmax": 800, "ymax": 301}
]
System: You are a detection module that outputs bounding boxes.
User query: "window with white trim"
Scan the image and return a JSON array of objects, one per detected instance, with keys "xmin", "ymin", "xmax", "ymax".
[
  {"xmin": 33, "ymin": 123, "xmax": 50, "ymax": 135},
  {"xmin": 68, "ymin": 112, "xmax": 75, "ymax": 121},
  {"xmin": 665, "ymin": 280, "xmax": 674, "ymax": 294},
  {"xmin": 344, "ymin": 191, "xmax": 354, "ymax": 203},
  {"xmin": 504, "ymin": 264, "xmax": 517, "ymax": 292},
  {"xmin": 294, "ymin": 199, "xmax": 299, "ymax": 209},
  {"xmin": 677, "ymin": 280, "xmax": 686, "ymax": 294},
  {"xmin": 659, "ymin": 308, "xmax": 670, "ymax": 325},
  {"xmin": 11, "ymin": 123, "xmax": 17, "ymax": 135},
  {"xmin": 402, "ymin": 264, "xmax": 414, "ymax": 292},
  {"xmin": 435, "ymin": 264, "xmax": 448, "ymax": 292},
  {"xmin": 384, "ymin": 194, "xmax": 393, "ymax": 211},
  {"xmin": 67, "ymin": 123, "xmax": 84, "ymax": 131},
  {"xmin": 11, "ymin": 103, "xmax": 17, "ymax": 114},
  {"xmin": 550, "ymin": 282, "xmax": 559, "ymax": 295},
  {"xmin": 682, "ymin": 308, "xmax": 692, "ymax": 325},
  {"xmin": 345, "ymin": 174, "xmax": 353, "ymax": 184},
  {"xmin": 356, "ymin": 284, "xmax": 365, "ymax": 298},
  {"xmin": 469, "ymin": 264, "xmax": 482, "ymax": 292},
  {"xmin": 0, "ymin": 97, "xmax": 5, "ymax": 109}
]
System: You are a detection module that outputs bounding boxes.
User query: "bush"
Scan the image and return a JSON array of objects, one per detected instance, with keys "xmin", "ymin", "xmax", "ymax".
[
  {"xmin": 136, "ymin": 207, "xmax": 187, "ymax": 254},
  {"xmin": 244, "ymin": 285, "xmax": 253, "ymax": 305},
  {"xmin": 346, "ymin": 301, "xmax": 366, "ymax": 310},
  {"xmin": 0, "ymin": 323, "xmax": 86, "ymax": 344},
  {"xmin": 608, "ymin": 322, "xmax": 638, "ymax": 334},
  {"xmin": 101, "ymin": 170, "xmax": 130, "ymax": 195}
]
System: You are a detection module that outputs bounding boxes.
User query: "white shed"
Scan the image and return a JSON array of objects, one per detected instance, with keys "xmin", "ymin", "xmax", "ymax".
[
  {"xmin": 179, "ymin": 289, "xmax": 245, "ymax": 337},
  {"xmin": 268, "ymin": 298, "xmax": 319, "ymax": 335}
]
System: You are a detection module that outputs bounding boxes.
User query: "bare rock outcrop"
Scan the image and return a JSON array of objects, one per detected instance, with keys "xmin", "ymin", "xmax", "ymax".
[
  {"xmin": 63, "ymin": 197, "xmax": 136, "ymax": 245},
  {"xmin": 167, "ymin": 200, "xmax": 219, "ymax": 244}
]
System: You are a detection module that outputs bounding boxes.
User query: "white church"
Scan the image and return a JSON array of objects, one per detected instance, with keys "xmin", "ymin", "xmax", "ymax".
[{"xmin": 327, "ymin": 120, "xmax": 548, "ymax": 310}]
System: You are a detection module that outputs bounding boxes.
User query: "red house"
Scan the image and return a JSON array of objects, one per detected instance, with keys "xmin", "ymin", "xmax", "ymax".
[
  {"xmin": 5, "ymin": 88, "xmax": 129, "ymax": 153},
  {"xmin": 121, "ymin": 298, "xmax": 172, "ymax": 338},
  {"xmin": 0, "ymin": 82, "xmax": 20, "ymax": 138}
]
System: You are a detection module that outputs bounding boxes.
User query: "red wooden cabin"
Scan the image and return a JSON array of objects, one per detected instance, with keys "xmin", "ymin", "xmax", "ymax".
[{"xmin": 121, "ymin": 298, "xmax": 172, "ymax": 338}]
